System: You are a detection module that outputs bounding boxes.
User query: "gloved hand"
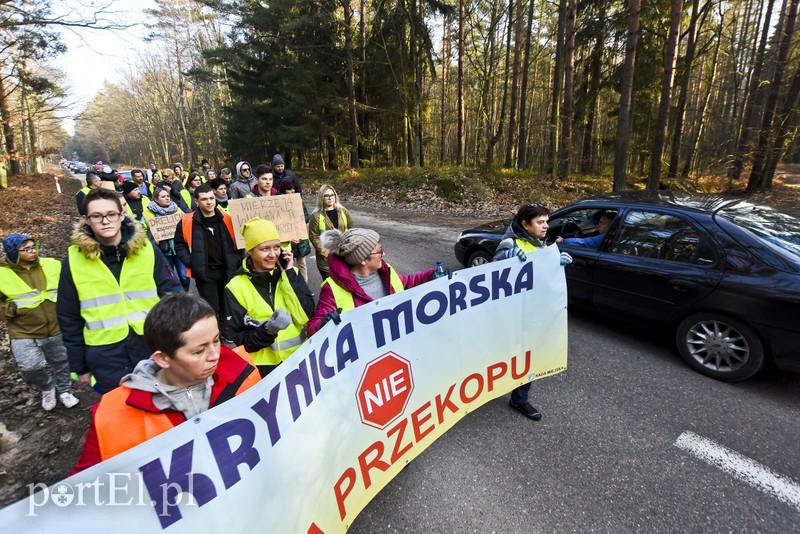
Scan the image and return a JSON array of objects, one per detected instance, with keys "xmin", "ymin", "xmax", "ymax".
[
  {"xmin": 516, "ymin": 248, "xmax": 527, "ymax": 262},
  {"xmin": 320, "ymin": 308, "xmax": 343, "ymax": 328},
  {"xmin": 264, "ymin": 309, "xmax": 292, "ymax": 335},
  {"xmin": 560, "ymin": 252, "xmax": 573, "ymax": 266}
]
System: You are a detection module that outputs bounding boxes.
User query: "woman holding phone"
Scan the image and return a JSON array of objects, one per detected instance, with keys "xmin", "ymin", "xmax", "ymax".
[{"xmin": 223, "ymin": 217, "xmax": 315, "ymax": 377}]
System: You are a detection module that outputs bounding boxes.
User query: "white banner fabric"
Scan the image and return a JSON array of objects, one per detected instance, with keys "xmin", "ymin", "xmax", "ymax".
[{"xmin": 0, "ymin": 246, "xmax": 568, "ymax": 533}]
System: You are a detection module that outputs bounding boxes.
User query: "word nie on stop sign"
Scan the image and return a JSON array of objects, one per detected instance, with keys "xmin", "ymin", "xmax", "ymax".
[{"xmin": 356, "ymin": 352, "xmax": 414, "ymax": 429}]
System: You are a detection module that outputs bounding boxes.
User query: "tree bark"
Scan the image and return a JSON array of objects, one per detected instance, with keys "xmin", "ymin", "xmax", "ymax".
[
  {"xmin": 558, "ymin": 0, "xmax": 577, "ymax": 180},
  {"xmin": 647, "ymin": 0, "xmax": 684, "ymax": 190},
  {"xmin": 516, "ymin": 0, "xmax": 537, "ymax": 169},
  {"xmin": 613, "ymin": 0, "xmax": 641, "ymax": 191},
  {"xmin": 457, "ymin": 0, "xmax": 465, "ymax": 165},
  {"xmin": 0, "ymin": 76, "xmax": 21, "ymax": 176},
  {"xmin": 504, "ymin": 0, "xmax": 524, "ymax": 168},
  {"xmin": 343, "ymin": 0, "xmax": 359, "ymax": 168},
  {"xmin": 550, "ymin": 0, "xmax": 567, "ymax": 184}
]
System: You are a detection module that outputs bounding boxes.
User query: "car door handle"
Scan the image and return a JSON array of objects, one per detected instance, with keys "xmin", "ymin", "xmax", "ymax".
[{"xmin": 669, "ymin": 279, "xmax": 697, "ymax": 292}]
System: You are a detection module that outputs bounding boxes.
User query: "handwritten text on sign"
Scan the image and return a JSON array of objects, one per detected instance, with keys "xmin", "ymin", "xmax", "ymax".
[
  {"xmin": 147, "ymin": 212, "xmax": 183, "ymax": 242},
  {"xmin": 228, "ymin": 194, "xmax": 308, "ymax": 249}
]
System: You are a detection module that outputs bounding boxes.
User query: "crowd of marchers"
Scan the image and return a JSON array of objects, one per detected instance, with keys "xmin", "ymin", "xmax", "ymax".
[{"xmin": 0, "ymin": 156, "xmax": 570, "ymax": 474}]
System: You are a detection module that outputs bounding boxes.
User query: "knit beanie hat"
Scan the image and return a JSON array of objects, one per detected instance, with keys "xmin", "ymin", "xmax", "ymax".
[
  {"xmin": 272, "ymin": 154, "xmax": 285, "ymax": 166},
  {"xmin": 2, "ymin": 234, "xmax": 35, "ymax": 264},
  {"xmin": 241, "ymin": 217, "xmax": 280, "ymax": 251},
  {"xmin": 320, "ymin": 228, "xmax": 380, "ymax": 265},
  {"xmin": 121, "ymin": 181, "xmax": 139, "ymax": 196},
  {"xmin": 278, "ymin": 178, "xmax": 295, "ymax": 194}
]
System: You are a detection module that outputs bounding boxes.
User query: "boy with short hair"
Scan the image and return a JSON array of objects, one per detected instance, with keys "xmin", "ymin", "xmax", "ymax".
[{"xmin": 71, "ymin": 292, "xmax": 260, "ymax": 472}]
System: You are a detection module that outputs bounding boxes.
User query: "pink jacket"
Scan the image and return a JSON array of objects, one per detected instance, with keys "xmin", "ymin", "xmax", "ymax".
[{"xmin": 307, "ymin": 253, "xmax": 434, "ymax": 336}]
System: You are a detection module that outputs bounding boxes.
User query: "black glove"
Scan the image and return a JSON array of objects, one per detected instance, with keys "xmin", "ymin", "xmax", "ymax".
[{"xmin": 320, "ymin": 308, "xmax": 343, "ymax": 328}]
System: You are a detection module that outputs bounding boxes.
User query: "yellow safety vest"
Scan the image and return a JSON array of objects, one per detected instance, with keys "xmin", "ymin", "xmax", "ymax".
[
  {"xmin": 76, "ymin": 186, "xmax": 90, "ymax": 197},
  {"xmin": 0, "ymin": 258, "xmax": 60, "ymax": 309},
  {"xmin": 322, "ymin": 263, "xmax": 404, "ymax": 312},
  {"xmin": 317, "ymin": 210, "xmax": 349, "ymax": 231},
  {"xmin": 67, "ymin": 242, "xmax": 159, "ymax": 346},
  {"xmin": 225, "ymin": 269, "xmax": 308, "ymax": 365},
  {"xmin": 514, "ymin": 238, "xmax": 541, "ymax": 254}
]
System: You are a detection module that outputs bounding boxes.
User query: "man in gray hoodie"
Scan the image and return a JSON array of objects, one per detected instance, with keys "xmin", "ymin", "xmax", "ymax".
[{"xmin": 228, "ymin": 160, "xmax": 256, "ymax": 199}]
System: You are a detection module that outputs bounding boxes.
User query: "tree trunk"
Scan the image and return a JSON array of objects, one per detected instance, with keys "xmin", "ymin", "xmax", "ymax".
[
  {"xmin": 487, "ymin": 0, "xmax": 514, "ymax": 167},
  {"xmin": 516, "ymin": 0, "xmax": 537, "ymax": 169},
  {"xmin": 580, "ymin": 4, "xmax": 605, "ymax": 174},
  {"xmin": 550, "ymin": 0, "xmax": 567, "ymax": 184},
  {"xmin": 729, "ymin": 0, "xmax": 776, "ymax": 181},
  {"xmin": 647, "ymin": 0, "xmax": 684, "ymax": 190},
  {"xmin": 558, "ymin": 0, "xmax": 577, "ymax": 181},
  {"xmin": 504, "ymin": 0, "xmax": 524, "ymax": 168},
  {"xmin": 0, "ymin": 76, "xmax": 21, "ymax": 176},
  {"xmin": 613, "ymin": 0, "xmax": 642, "ymax": 191},
  {"xmin": 667, "ymin": 0, "xmax": 703, "ymax": 179},
  {"xmin": 458, "ymin": 0, "xmax": 465, "ymax": 165},
  {"xmin": 748, "ymin": 0, "xmax": 799, "ymax": 190},
  {"xmin": 343, "ymin": 0, "xmax": 359, "ymax": 168},
  {"xmin": 440, "ymin": 15, "xmax": 450, "ymax": 165},
  {"xmin": 763, "ymin": 65, "xmax": 800, "ymax": 181}
]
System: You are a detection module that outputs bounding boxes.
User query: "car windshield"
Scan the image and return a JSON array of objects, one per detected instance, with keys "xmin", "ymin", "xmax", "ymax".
[{"xmin": 717, "ymin": 201, "xmax": 800, "ymax": 270}]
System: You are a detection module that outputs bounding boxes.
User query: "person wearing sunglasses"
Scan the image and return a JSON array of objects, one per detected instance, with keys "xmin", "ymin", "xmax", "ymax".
[
  {"xmin": 57, "ymin": 188, "xmax": 182, "ymax": 394},
  {"xmin": 0, "ymin": 234, "xmax": 79, "ymax": 410},
  {"xmin": 228, "ymin": 160, "xmax": 257, "ymax": 200},
  {"xmin": 306, "ymin": 228, "xmax": 435, "ymax": 336},
  {"xmin": 307, "ymin": 184, "xmax": 355, "ymax": 280}
]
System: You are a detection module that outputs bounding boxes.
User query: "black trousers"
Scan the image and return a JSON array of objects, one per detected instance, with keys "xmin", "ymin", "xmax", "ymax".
[{"xmin": 195, "ymin": 268, "xmax": 228, "ymax": 326}]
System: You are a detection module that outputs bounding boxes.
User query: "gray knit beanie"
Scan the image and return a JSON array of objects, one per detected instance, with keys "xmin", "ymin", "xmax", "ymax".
[{"xmin": 320, "ymin": 228, "xmax": 381, "ymax": 265}]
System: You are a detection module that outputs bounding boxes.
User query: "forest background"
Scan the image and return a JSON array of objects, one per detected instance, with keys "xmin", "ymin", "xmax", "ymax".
[{"xmin": 1, "ymin": 0, "xmax": 799, "ymax": 197}]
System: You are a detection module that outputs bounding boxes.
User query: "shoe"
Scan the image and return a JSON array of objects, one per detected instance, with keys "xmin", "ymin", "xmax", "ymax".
[
  {"xmin": 42, "ymin": 389, "xmax": 57, "ymax": 411},
  {"xmin": 59, "ymin": 392, "xmax": 80, "ymax": 409},
  {"xmin": 509, "ymin": 399, "xmax": 542, "ymax": 420}
]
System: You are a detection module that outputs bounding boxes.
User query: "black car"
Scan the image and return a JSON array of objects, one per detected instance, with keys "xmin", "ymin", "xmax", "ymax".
[{"xmin": 454, "ymin": 192, "xmax": 800, "ymax": 381}]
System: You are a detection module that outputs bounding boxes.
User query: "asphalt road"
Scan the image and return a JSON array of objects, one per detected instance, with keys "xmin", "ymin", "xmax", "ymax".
[{"xmin": 334, "ymin": 208, "xmax": 800, "ymax": 534}]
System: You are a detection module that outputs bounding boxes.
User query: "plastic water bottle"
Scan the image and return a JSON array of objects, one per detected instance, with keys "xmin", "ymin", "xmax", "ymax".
[{"xmin": 433, "ymin": 260, "xmax": 447, "ymax": 279}]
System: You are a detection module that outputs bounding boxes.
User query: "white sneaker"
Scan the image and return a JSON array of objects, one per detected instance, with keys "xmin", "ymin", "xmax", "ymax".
[
  {"xmin": 59, "ymin": 392, "xmax": 79, "ymax": 409},
  {"xmin": 42, "ymin": 389, "xmax": 57, "ymax": 411}
]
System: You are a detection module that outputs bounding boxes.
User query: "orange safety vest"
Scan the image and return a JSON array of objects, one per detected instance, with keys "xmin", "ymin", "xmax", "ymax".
[
  {"xmin": 94, "ymin": 346, "xmax": 258, "ymax": 461},
  {"xmin": 180, "ymin": 210, "xmax": 236, "ymax": 277}
]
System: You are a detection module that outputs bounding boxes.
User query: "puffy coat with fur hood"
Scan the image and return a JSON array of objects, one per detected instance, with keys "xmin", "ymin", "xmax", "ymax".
[{"xmin": 56, "ymin": 217, "xmax": 182, "ymax": 393}]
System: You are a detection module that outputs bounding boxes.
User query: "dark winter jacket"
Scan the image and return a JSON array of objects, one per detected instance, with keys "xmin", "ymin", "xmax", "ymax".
[
  {"xmin": 56, "ymin": 217, "xmax": 182, "ymax": 392},
  {"xmin": 273, "ymin": 168, "xmax": 302, "ymax": 193},
  {"xmin": 223, "ymin": 258, "xmax": 316, "ymax": 355},
  {"xmin": 174, "ymin": 208, "xmax": 241, "ymax": 281}
]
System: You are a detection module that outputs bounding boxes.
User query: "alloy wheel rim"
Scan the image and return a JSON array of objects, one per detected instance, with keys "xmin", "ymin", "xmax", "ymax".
[{"xmin": 685, "ymin": 320, "xmax": 749, "ymax": 372}]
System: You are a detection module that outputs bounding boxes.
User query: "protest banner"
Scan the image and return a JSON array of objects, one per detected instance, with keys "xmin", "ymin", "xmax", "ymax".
[
  {"xmin": 146, "ymin": 212, "xmax": 183, "ymax": 242},
  {"xmin": 228, "ymin": 194, "xmax": 308, "ymax": 249},
  {"xmin": 0, "ymin": 247, "xmax": 568, "ymax": 533}
]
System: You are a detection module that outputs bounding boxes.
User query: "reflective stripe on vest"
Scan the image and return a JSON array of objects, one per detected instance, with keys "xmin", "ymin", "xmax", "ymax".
[
  {"xmin": 515, "ymin": 238, "xmax": 540, "ymax": 254},
  {"xmin": 318, "ymin": 210, "xmax": 349, "ymax": 231},
  {"xmin": 68, "ymin": 242, "xmax": 159, "ymax": 346},
  {"xmin": 0, "ymin": 258, "xmax": 60, "ymax": 309},
  {"xmin": 322, "ymin": 263, "xmax": 404, "ymax": 313},
  {"xmin": 94, "ymin": 361, "xmax": 260, "ymax": 461},
  {"xmin": 225, "ymin": 271, "xmax": 307, "ymax": 366}
]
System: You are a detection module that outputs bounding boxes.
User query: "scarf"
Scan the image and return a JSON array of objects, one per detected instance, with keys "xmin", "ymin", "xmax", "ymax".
[{"xmin": 147, "ymin": 200, "xmax": 179, "ymax": 216}]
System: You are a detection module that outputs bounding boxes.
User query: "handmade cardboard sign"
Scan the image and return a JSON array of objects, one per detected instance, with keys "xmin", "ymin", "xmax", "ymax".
[{"xmin": 228, "ymin": 194, "xmax": 308, "ymax": 249}]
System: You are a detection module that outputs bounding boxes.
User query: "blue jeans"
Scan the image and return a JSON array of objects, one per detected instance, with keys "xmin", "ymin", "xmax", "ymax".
[
  {"xmin": 510, "ymin": 382, "xmax": 532, "ymax": 405},
  {"xmin": 165, "ymin": 254, "xmax": 190, "ymax": 290}
]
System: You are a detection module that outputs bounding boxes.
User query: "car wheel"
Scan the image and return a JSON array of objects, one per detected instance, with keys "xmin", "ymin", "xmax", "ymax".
[
  {"xmin": 675, "ymin": 313, "xmax": 764, "ymax": 381},
  {"xmin": 468, "ymin": 251, "xmax": 492, "ymax": 267}
]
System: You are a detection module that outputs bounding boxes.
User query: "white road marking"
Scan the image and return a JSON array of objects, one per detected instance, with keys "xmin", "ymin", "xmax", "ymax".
[{"xmin": 675, "ymin": 431, "xmax": 800, "ymax": 512}]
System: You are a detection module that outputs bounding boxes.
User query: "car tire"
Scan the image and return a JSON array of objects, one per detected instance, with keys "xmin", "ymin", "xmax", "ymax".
[
  {"xmin": 467, "ymin": 250, "xmax": 492, "ymax": 267},
  {"xmin": 675, "ymin": 313, "xmax": 764, "ymax": 381}
]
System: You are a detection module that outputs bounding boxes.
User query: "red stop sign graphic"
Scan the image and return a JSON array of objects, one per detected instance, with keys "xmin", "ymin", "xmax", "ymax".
[{"xmin": 356, "ymin": 352, "xmax": 414, "ymax": 430}]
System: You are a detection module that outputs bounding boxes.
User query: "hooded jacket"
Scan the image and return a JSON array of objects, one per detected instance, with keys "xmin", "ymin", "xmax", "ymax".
[
  {"xmin": 228, "ymin": 161, "xmax": 256, "ymax": 200},
  {"xmin": 0, "ymin": 255, "xmax": 60, "ymax": 339},
  {"xmin": 306, "ymin": 254, "xmax": 434, "ymax": 336},
  {"xmin": 57, "ymin": 217, "xmax": 182, "ymax": 392},
  {"xmin": 493, "ymin": 219, "xmax": 547, "ymax": 261},
  {"xmin": 71, "ymin": 345, "xmax": 259, "ymax": 473},
  {"xmin": 223, "ymin": 257, "xmax": 316, "ymax": 357}
]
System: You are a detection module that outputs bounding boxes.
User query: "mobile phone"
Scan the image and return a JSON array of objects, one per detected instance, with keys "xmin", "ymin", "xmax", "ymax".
[{"xmin": 278, "ymin": 247, "xmax": 290, "ymax": 270}]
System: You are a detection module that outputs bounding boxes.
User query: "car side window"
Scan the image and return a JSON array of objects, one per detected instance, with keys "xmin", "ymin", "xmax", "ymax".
[{"xmin": 608, "ymin": 211, "xmax": 702, "ymax": 263}]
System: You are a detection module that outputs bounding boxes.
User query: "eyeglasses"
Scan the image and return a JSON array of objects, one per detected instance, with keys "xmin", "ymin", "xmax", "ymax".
[
  {"xmin": 323, "ymin": 194, "xmax": 335, "ymax": 198},
  {"xmin": 241, "ymin": 168, "xmax": 251, "ymax": 173},
  {"xmin": 87, "ymin": 212, "xmax": 123, "ymax": 223},
  {"xmin": 18, "ymin": 246, "xmax": 37, "ymax": 253},
  {"xmin": 369, "ymin": 247, "xmax": 384, "ymax": 257}
]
